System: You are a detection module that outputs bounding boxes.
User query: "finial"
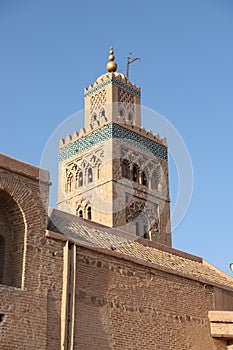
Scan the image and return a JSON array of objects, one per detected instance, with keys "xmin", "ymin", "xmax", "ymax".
[{"xmin": 106, "ymin": 47, "xmax": 117, "ymax": 72}]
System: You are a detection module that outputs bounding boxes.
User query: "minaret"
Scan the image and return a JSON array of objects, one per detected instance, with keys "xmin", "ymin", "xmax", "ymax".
[{"xmin": 57, "ymin": 48, "xmax": 171, "ymax": 246}]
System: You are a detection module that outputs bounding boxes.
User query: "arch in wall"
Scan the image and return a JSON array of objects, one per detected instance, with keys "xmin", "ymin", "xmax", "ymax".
[
  {"xmin": 122, "ymin": 159, "xmax": 130, "ymax": 179},
  {"xmin": 0, "ymin": 189, "xmax": 26, "ymax": 288},
  {"xmin": 0, "ymin": 235, "xmax": 6, "ymax": 284},
  {"xmin": 87, "ymin": 206, "xmax": 92, "ymax": 221},
  {"xmin": 88, "ymin": 168, "xmax": 93, "ymax": 183},
  {"xmin": 151, "ymin": 170, "xmax": 160, "ymax": 190}
]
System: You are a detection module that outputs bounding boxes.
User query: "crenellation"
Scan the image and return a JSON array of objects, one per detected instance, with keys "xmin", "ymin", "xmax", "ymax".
[
  {"xmin": 79, "ymin": 128, "xmax": 86, "ymax": 136},
  {"xmin": 161, "ymin": 137, "xmax": 167, "ymax": 146},
  {"xmin": 65, "ymin": 134, "xmax": 72, "ymax": 145},
  {"xmin": 59, "ymin": 138, "xmax": 65, "ymax": 148},
  {"xmin": 147, "ymin": 130, "xmax": 153, "ymax": 138},
  {"xmin": 72, "ymin": 131, "xmax": 79, "ymax": 141}
]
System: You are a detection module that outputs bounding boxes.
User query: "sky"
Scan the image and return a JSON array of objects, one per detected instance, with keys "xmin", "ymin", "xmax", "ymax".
[{"xmin": 1, "ymin": 0, "xmax": 233, "ymax": 274}]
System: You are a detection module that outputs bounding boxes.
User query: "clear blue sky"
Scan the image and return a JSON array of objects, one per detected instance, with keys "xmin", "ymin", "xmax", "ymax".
[{"xmin": 1, "ymin": 0, "xmax": 233, "ymax": 273}]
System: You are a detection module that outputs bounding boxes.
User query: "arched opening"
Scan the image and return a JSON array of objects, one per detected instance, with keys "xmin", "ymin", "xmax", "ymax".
[
  {"xmin": 66, "ymin": 175, "xmax": 73, "ymax": 192},
  {"xmin": 133, "ymin": 164, "xmax": 139, "ymax": 182},
  {"xmin": 79, "ymin": 171, "xmax": 83, "ymax": 187},
  {"xmin": 151, "ymin": 171, "xmax": 159, "ymax": 190},
  {"xmin": 122, "ymin": 159, "xmax": 130, "ymax": 179},
  {"xmin": 77, "ymin": 209, "xmax": 83, "ymax": 218},
  {"xmin": 119, "ymin": 108, "xmax": 124, "ymax": 117},
  {"xmin": 127, "ymin": 112, "xmax": 133, "ymax": 124},
  {"xmin": 0, "ymin": 235, "xmax": 6, "ymax": 284},
  {"xmin": 135, "ymin": 223, "xmax": 140, "ymax": 236},
  {"xmin": 0, "ymin": 190, "xmax": 25, "ymax": 288},
  {"xmin": 143, "ymin": 224, "xmax": 148, "ymax": 239},
  {"xmin": 87, "ymin": 207, "xmax": 92, "ymax": 221},
  {"xmin": 100, "ymin": 108, "xmax": 105, "ymax": 118},
  {"xmin": 141, "ymin": 171, "xmax": 147, "ymax": 186},
  {"xmin": 88, "ymin": 168, "xmax": 93, "ymax": 183}
]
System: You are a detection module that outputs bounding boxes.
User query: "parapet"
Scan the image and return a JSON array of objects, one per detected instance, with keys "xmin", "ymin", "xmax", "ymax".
[
  {"xmin": 59, "ymin": 122, "xmax": 167, "ymax": 150},
  {"xmin": 0, "ymin": 153, "xmax": 50, "ymax": 184},
  {"xmin": 84, "ymin": 72, "xmax": 141, "ymax": 98}
]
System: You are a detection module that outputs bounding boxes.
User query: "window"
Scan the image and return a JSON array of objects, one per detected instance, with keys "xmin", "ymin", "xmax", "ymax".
[
  {"xmin": 151, "ymin": 171, "xmax": 159, "ymax": 190},
  {"xmin": 88, "ymin": 168, "xmax": 93, "ymax": 183},
  {"xmin": 133, "ymin": 164, "xmax": 139, "ymax": 182},
  {"xmin": 128, "ymin": 112, "xmax": 133, "ymax": 124},
  {"xmin": 141, "ymin": 171, "xmax": 147, "ymax": 186},
  {"xmin": 119, "ymin": 108, "xmax": 124, "ymax": 117},
  {"xmin": 135, "ymin": 223, "xmax": 140, "ymax": 236},
  {"xmin": 100, "ymin": 109, "xmax": 105, "ymax": 117},
  {"xmin": 66, "ymin": 175, "xmax": 73, "ymax": 192},
  {"xmin": 122, "ymin": 160, "xmax": 130, "ymax": 179},
  {"xmin": 78, "ymin": 210, "xmax": 83, "ymax": 218},
  {"xmin": 0, "ymin": 235, "xmax": 5, "ymax": 284},
  {"xmin": 143, "ymin": 224, "xmax": 147, "ymax": 239},
  {"xmin": 87, "ymin": 207, "xmax": 92, "ymax": 221},
  {"xmin": 79, "ymin": 171, "xmax": 83, "ymax": 187}
]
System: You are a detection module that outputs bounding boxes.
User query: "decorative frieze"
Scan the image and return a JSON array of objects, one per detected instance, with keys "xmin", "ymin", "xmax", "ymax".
[{"xmin": 59, "ymin": 123, "xmax": 168, "ymax": 162}]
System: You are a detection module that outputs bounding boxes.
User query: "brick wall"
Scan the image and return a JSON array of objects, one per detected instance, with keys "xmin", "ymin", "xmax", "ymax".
[
  {"xmin": 0, "ymin": 155, "xmax": 64, "ymax": 349},
  {"xmin": 74, "ymin": 247, "xmax": 227, "ymax": 350}
]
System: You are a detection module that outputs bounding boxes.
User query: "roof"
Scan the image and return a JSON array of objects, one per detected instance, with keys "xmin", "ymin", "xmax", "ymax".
[{"xmin": 48, "ymin": 208, "xmax": 233, "ymax": 290}]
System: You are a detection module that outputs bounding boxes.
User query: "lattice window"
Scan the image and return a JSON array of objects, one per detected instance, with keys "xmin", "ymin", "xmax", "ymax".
[
  {"xmin": 90, "ymin": 90, "xmax": 106, "ymax": 109},
  {"xmin": 118, "ymin": 88, "xmax": 134, "ymax": 104}
]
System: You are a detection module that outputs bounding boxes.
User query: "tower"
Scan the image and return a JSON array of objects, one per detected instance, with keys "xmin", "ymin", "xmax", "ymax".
[{"xmin": 58, "ymin": 48, "xmax": 171, "ymax": 246}]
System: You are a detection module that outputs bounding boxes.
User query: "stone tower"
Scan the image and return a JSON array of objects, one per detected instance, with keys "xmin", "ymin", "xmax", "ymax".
[{"xmin": 57, "ymin": 48, "xmax": 171, "ymax": 246}]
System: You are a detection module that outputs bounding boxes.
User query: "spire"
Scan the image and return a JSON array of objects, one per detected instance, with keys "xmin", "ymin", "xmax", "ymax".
[{"xmin": 106, "ymin": 47, "xmax": 117, "ymax": 72}]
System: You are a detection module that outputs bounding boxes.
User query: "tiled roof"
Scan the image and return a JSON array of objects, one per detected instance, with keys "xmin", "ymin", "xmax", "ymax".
[{"xmin": 48, "ymin": 208, "xmax": 233, "ymax": 289}]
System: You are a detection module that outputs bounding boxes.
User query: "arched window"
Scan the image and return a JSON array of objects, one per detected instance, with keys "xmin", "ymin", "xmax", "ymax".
[
  {"xmin": 78, "ymin": 210, "xmax": 83, "ymax": 218},
  {"xmin": 143, "ymin": 224, "xmax": 148, "ymax": 239},
  {"xmin": 88, "ymin": 168, "xmax": 93, "ymax": 183},
  {"xmin": 66, "ymin": 175, "xmax": 73, "ymax": 192},
  {"xmin": 135, "ymin": 223, "xmax": 140, "ymax": 236},
  {"xmin": 87, "ymin": 207, "xmax": 92, "ymax": 221},
  {"xmin": 151, "ymin": 171, "xmax": 159, "ymax": 190},
  {"xmin": 0, "ymin": 235, "xmax": 5, "ymax": 284},
  {"xmin": 122, "ymin": 160, "xmax": 130, "ymax": 179},
  {"xmin": 127, "ymin": 112, "xmax": 133, "ymax": 124},
  {"xmin": 119, "ymin": 108, "xmax": 124, "ymax": 117},
  {"xmin": 79, "ymin": 171, "xmax": 83, "ymax": 187},
  {"xmin": 100, "ymin": 108, "xmax": 105, "ymax": 118},
  {"xmin": 141, "ymin": 171, "xmax": 147, "ymax": 186},
  {"xmin": 133, "ymin": 164, "xmax": 139, "ymax": 182}
]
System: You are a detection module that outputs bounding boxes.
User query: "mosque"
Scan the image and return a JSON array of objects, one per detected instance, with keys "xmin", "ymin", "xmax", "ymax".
[{"xmin": 0, "ymin": 48, "xmax": 233, "ymax": 349}]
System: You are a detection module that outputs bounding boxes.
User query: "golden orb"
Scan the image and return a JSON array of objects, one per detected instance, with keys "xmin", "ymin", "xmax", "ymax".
[
  {"xmin": 106, "ymin": 47, "xmax": 117, "ymax": 72},
  {"xmin": 106, "ymin": 61, "xmax": 117, "ymax": 72}
]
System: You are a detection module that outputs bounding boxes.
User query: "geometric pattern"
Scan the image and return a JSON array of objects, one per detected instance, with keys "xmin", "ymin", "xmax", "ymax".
[
  {"xmin": 90, "ymin": 89, "xmax": 106, "ymax": 109},
  {"xmin": 59, "ymin": 123, "xmax": 168, "ymax": 162},
  {"xmin": 84, "ymin": 78, "xmax": 141, "ymax": 98}
]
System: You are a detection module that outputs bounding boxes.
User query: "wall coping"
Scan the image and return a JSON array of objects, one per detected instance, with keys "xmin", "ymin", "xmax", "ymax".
[{"xmin": 0, "ymin": 153, "xmax": 51, "ymax": 185}]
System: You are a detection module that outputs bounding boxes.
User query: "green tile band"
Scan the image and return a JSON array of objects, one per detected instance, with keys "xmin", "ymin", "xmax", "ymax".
[
  {"xmin": 84, "ymin": 78, "xmax": 140, "ymax": 98},
  {"xmin": 59, "ymin": 124, "xmax": 167, "ymax": 162}
]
